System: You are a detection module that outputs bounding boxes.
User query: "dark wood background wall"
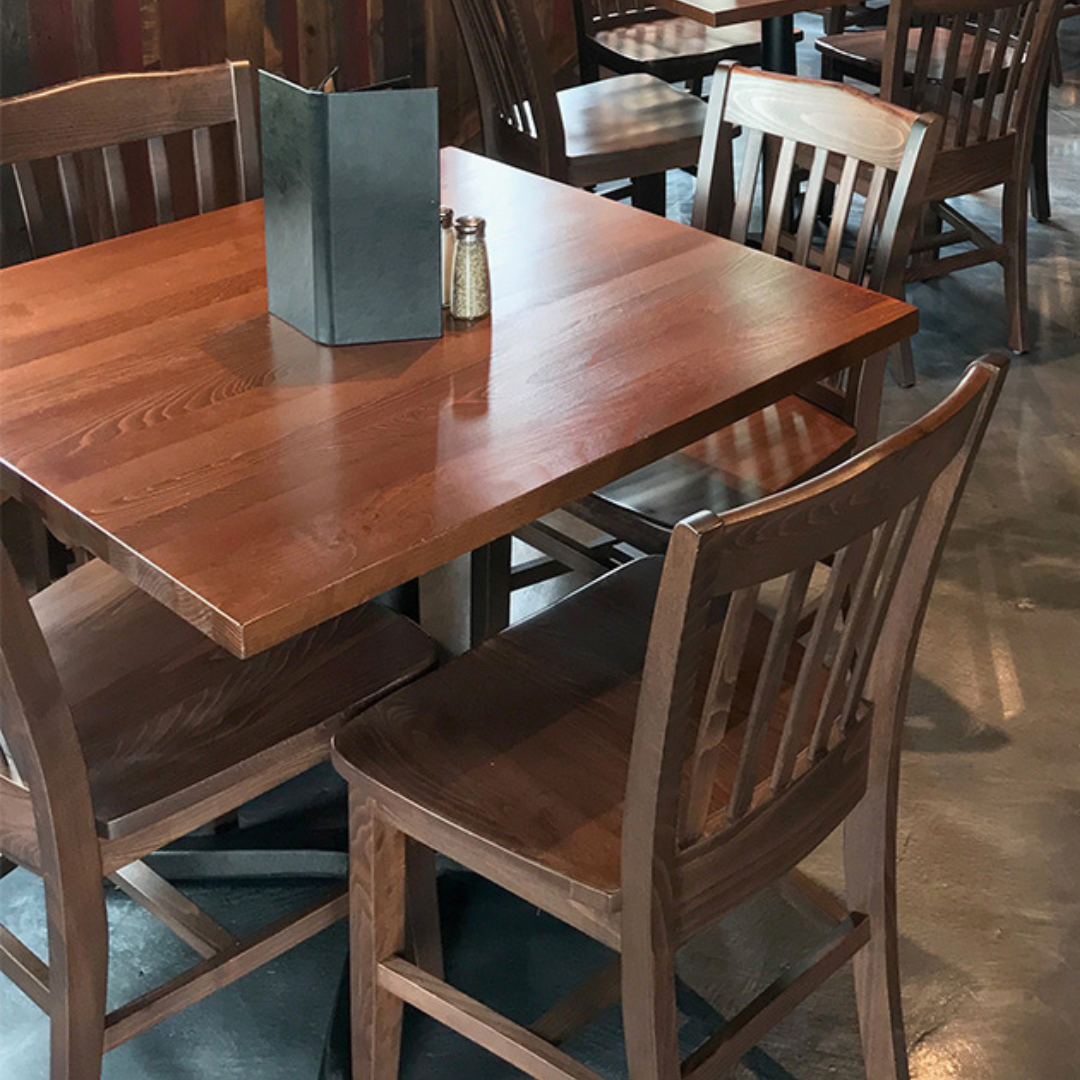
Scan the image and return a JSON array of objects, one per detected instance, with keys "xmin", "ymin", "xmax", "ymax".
[{"xmin": 0, "ymin": 0, "xmax": 577, "ymax": 261}]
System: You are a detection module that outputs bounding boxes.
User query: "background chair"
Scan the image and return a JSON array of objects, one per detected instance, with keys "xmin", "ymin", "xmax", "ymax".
[
  {"xmin": 450, "ymin": 0, "xmax": 707, "ymax": 214},
  {"xmin": 334, "ymin": 355, "xmax": 1007, "ymax": 1080},
  {"xmin": 0, "ymin": 510, "xmax": 437, "ymax": 1080},
  {"xmin": 816, "ymin": 0, "xmax": 1065, "ymax": 353},
  {"xmin": 564, "ymin": 63, "xmax": 942, "ymax": 557},
  {"xmin": 0, "ymin": 60, "xmax": 260, "ymax": 259}
]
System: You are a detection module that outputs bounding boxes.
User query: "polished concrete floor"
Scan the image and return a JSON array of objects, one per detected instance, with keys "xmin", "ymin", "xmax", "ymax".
[{"xmin": 2, "ymin": 16, "xmax": 1078, "ymax": 1080}]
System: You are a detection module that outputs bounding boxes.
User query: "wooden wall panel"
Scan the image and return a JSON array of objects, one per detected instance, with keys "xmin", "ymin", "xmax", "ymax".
[{"xmin": 0, "ymin": 0, "xmax": 577, "ymax": 260}]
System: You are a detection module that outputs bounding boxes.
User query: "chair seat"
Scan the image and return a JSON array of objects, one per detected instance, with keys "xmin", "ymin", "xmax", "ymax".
[
  {"xmin": 334, "ymin": 557, "xmax": 819, "ymax": 916},
  {"xmin": 593, "ymin": 394, "xmax": 857, "ymax": 531},
  {"xmin": 30, "ymin": 559, "xmax": 437, "ymax": 842},
  {"xmin": 815, "ymin": 26, "xmax": 1015, "ymax": 85},
  {"xmin": 559, "ymin": 73, "xmax": 707, "ymax": 188},
  {"xmin": 592, "ymin": 16, "xmax": 762, "ymax": 71}
]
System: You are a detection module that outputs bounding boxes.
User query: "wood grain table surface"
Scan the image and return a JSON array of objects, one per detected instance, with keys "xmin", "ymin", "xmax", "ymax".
[
  {"xmin": 0, "ymin": 148, "xmax": 917, "ymax": 659},
  {"xmin": 655, "ymin": 0, "xmax": 852, "ymax": 29}
]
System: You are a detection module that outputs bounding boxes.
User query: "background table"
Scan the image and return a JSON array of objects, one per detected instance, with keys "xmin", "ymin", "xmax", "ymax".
[
  {"xmin": 656, "ymin": 0, "xmax": 855, "ymax": 72},
  {"xmin": 0, "ymin": 148, "xmax": 916, "ymax": 658}
]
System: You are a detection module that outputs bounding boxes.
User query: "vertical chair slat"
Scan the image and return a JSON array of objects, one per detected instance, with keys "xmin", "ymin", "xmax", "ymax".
[
  {"xmin": 731, "ymin": 128, "xmax": 764, "ymax": 246},
  {"xmin": 726, "ymin": 564, "xmax": 815, "ymax": 822},
  {"xmin": 978, "ymin": 6, "xmax": 1020, "ymax": 142},
  {"xmin": 999, "ymin": 1, "xmax": 1037, "ymax": 137},
  {"xmin": 761, "ymin": 137, "xmax": 799, "ymax": 257},
  {"xmin": 911, "ymin": 16, "xmax": 940, "ymax": 108},
  {"xmin": 793, "ymin": 145, "xmax": 830, "ymax": 267},
  {"xmin": 101, "ymin": 144, "xmax": 133, "ymax": 236},
  {"xmin": 770, "ymin": 543, "xmax": 862, "ymax": 792},
  {"xmin": 808, "ymin": 513, "xmax": 901, "ymax": 760},
  {"xmin": 839, "ymin": 497, "xmax": 926, "ymax": 736},
  {"xmin": 12, "ymin": 162, "xmax": 46, "ymax": 258},
  {"xmin": 146, "ymin": 136, "xmax": 174, "ymax": 224},
  {"xmin": 820, "ymin": 155, "xmax": 859, "ymax": 279},
  {"xmin": 935, "ymin": 15, "xmax": 969, "ymax": 125},
  {"xmin": 680, "ymin": 585, "xmax": 761, "ymax": 843},
  {"xmin": 850, "ymin": 164, "xmax": 890, "ymax": 286},
  {"xmin": 57, "ymin": 153, "xmax": 91, "ymax": 247},
  {"xmin": 193, "ymin": 127, "xmax": 216, "ymax": 214},
  {"xmin": 955, "ymin": 12, "xmax": 994, "ymax": 147}
]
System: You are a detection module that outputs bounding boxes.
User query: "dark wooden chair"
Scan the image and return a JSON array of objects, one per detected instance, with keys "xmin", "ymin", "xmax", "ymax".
[
  {"xmin": 816, "ymin": 0, "xmax": 1065, "ymax": 353},
  {"xmin": 562, "ymin": 63, "xmax": 942, "ymax": 556},
  {"xmin": 450, "ymin": 0, "xmax": 708, "ymax": 214},
  {"xmin": 333, "ymin": 354, "xmax": 1007, "ymax": 1080},
  {"xmin": 0, "ymin": 60, "xmax": 260, "ymax": 260},
  {"xmin": 572, "ymin": 0, "xmax": 764, "ymax": 90},
  {"xmin": 0, "ymin": 515, "xmax": 437, "ymax": 1080}
]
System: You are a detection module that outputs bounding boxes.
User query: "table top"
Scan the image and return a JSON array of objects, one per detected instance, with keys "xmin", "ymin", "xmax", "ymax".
[
  {"xmin": 655, "ymin": 0, "xmax": 850, "ymax": 28},
  {"xmin": 0, "ymin": 148, "xmax": 916, "ymax": 658}
]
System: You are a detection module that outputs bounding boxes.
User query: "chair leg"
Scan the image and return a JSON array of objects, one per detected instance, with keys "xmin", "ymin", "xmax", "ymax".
[
  {"xmin": 1029, "ymin": 77, "xmax": 1051, "ymax": 224},
  {"xmin": 46, "ymin": 874, "xmax": 108, "ymax": 1080},
  {"xmin": 844, "ymin": 795, "xmax": 909, "ymax": 1080},
  {"xmin": 621, "ymin": 905, "xmax": 681, "ymax": 1080},
  {"xmin": 405, "ymin": 840, "xmax": 444, "ymax": 979},
  {"xmin": 890, "ymin": 339, "xmax": 917, "ymax": 389},
  {"xmin": 631, "ymin": 173, "xmax": 667, "ymax": 216},
  {"xmin": 349, "ymin": 793, "xmax": 406, "ymax": 1080},
  {"xmin": 1002, "ymin": 177, "xmax": 1030, "ymax": 355}
]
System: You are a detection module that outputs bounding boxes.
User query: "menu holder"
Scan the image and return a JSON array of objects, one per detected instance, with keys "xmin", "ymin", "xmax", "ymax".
[{"xmin": 259, "ymin": 71, "xmax": 441, "ymax": 345}]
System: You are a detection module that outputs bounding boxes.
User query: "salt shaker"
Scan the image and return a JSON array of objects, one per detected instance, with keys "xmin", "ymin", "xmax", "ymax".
[
  {"xmin": 440, "ymin": 206, "xmax": 454, "ymax": 309},
  {"xmin": 450, "ymin": 215, "xmax": 491, "ymax": 322}
]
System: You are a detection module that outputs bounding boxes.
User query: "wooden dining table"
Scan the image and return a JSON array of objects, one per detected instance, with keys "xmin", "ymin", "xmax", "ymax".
[
  {"xmin": 655, "ymin": 0, "xmax": 856, "ymax": 73},
  {"xmin": 0, "ymin": 147, "xmax": 916, "ymax": 659}
]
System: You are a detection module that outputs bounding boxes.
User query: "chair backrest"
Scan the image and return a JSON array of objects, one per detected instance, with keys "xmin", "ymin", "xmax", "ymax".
[
  {"xmin": 619, "ymin": 354, "xmax": 1007, "ymax": 930},
  {"xmin": 0, "ymin": 61, "xmax": 260, "ymax": 260},
  {"xmin": 573, "ymin": 0, "xmax": 672, "ymax": 34},
  {"xmin": 449, "ymin": 0, "xmax": 569, "ymax": 180},
  {"xmin": 694, "ymin": 64, "xmax": 942, "ymax": 426},
  {"xmin": 878, "ymin": 0, "xmax": 1063, "ymax": 152}
]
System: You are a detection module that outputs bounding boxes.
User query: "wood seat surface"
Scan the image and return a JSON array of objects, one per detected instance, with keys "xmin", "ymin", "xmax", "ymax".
[
  {"xmin": 30, "ymin": 558, "xmax": 437, "ymax": 843},
  {"xmin": 815, "ymin": 25, "xmax": 1017, "ymax": 82},
  {"xmin": 594, "ymin": 394, "xmax": 856, "ymax": 527},
  {"xmin": 334, "ymin": 556, "xmax": 821, "ymax": 917},
  {"xmin": 558, "ymin": 74, "xmax": 709, "ymax": 186}
]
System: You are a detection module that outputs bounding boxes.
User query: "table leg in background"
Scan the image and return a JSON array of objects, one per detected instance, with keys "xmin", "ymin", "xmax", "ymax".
[{"xmin": 761, "ymin": 14, "xmax": 797, "ymax": 74}]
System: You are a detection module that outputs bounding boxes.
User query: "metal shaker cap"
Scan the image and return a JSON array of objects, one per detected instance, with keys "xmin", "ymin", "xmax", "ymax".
[
  {"xmin": 454, "ymin": 215, "xmax": 486, "ymax": 238},
  {"xmin": 440, "ymin": 205, "xmax": 454, "ymax": 227}
]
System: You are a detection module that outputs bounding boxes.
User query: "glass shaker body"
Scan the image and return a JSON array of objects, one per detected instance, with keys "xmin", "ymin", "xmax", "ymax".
[
  {"xmin": 440, "ymin": 206, "xmax": 454, "ymax": 309},
  {"xmin": 450, "ymin": 216, "xmax": 491, "ymax": 322}
]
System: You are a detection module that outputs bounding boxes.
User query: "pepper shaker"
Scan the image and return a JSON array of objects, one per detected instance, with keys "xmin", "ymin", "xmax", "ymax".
[
  {"xmin": 450, "ymin": 215, "xmax": 491, "ymax": 322},
  {"xmin": 440, "ymin": 206, "xmax": 454, "ymax": 309}
]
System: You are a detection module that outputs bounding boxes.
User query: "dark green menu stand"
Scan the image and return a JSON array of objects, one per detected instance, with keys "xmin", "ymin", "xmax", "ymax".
[{"xmin": 259, "ymin": 71, "xmax": 441, "ymax": 345}]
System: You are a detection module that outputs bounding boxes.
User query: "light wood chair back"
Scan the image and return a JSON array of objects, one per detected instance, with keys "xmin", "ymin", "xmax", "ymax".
[
  {"xmin": 879, "ymin": 0, "xmax": 1061, "ymax": 152},
  {"xmin": 0, "ymin": 61, "xmax": 260, "ymax": 259},
  {"xmin": 449, "ymin": 0, "xmax": 569, "ymax": 181},
  {"xmin": 621, "ymin": 355, "xmax": 1007, "ymax": 1011},
  {"xmin": 694, "ymin": 64, "xmax": 942, "ymax": 424}
]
